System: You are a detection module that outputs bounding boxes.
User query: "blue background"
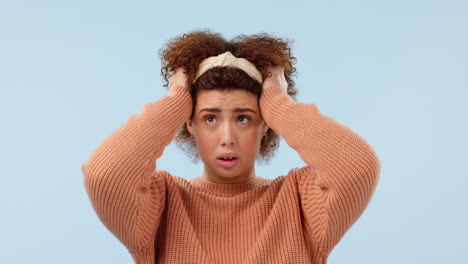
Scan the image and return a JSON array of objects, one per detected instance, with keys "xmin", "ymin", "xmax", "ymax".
[{"xmin": 0, "ymin": 0, "xmax": 466, "ymax": 263}]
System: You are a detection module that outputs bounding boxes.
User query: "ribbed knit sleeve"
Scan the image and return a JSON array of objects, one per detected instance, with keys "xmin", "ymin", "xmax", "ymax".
[
  {"xmin": 81, "ymin": 84, "xmax": 192, "ymax": 253},
  {"xmin": 259, "ymin": 85, "xmax": 381, "ymax": 255}
]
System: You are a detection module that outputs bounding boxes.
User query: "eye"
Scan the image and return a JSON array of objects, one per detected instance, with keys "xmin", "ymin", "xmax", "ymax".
[
  {"xmin": 203, "ymin": 115, "xmax": 251, "ymax": 124},
  {"xmin": 204, "ymin": 115, "xmax": 217, "ymax": 124},
  {"xmin": 237, "ymin": 115, "xmax": 251, "ymax": 124}
]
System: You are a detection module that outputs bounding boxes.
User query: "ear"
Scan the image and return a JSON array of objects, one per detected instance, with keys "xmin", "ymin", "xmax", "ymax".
[
  {"xmin": 262, "ymin": 122, "xmax": 270, "ymax": 136},
  {"xmin": 186, "ymin": 119, "xmax": 193, "ymax": 135}
]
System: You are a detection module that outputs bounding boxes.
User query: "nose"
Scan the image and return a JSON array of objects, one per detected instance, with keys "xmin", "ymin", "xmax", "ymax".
[{"xmin": 221, "ymin": 122, "xmax": 235, "ymax": 146}]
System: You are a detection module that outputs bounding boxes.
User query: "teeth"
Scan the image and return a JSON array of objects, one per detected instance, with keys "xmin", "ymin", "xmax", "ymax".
[{"xmin": 222, "ymin": 157, "xmax": 234, "ymax": 160}]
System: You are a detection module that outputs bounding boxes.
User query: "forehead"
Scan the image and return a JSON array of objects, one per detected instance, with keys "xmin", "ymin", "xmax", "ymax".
[{"xmin": 195, "ymin": 89, "xmax": 259, "ymax": 109}]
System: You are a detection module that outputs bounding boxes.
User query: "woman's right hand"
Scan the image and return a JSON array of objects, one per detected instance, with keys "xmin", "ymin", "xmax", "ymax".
[{"xmin": 168, "ymin": 67, "xmax": 188, "ymax": 96}]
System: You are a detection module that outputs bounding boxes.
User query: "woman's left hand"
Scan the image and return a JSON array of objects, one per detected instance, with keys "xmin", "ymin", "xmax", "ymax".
[{"xmin": 262, "ymin": 66, "xmax": 288, "ymax": 94}]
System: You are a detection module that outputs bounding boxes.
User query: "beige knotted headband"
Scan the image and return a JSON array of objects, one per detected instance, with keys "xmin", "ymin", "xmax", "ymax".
[{"xmin": 194, "ymin": 51, "xmax": 263, "ymax": 84}]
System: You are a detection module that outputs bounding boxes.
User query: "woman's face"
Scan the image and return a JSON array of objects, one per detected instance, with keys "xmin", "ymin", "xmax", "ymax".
[{"xmin": 186, "ymin": 88, "xmax": 269, "ymax": 183}]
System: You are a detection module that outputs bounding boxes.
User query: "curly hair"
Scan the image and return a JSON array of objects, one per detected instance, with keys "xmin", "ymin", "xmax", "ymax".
[{"xmin": 158, "ymin": 29, "xmax": 298, "ymax": 164}]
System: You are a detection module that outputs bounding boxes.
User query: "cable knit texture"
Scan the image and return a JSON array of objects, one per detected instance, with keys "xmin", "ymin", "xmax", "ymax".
[{"xmin": 82, "ymin": 84, "xmax": 381, "ymax": 264}]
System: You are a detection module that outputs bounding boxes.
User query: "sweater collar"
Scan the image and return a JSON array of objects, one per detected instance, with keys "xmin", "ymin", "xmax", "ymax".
[{"xmin": 189, "ymin": 176, "xmax": 268, "ymax": 196}]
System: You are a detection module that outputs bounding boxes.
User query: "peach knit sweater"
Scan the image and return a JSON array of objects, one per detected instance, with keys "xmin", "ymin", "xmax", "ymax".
[{"xmin": 81, "ymin": 84, "xmax": 381, "ymax": 264}]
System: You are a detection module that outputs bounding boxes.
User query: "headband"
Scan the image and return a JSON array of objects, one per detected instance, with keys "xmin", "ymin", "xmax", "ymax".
[{"xmin": 194, "ymin": 51, "xmax": 263, "ymax": 83}]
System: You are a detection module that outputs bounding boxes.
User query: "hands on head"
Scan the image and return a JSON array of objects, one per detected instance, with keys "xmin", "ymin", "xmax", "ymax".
[
  {"xmin": 168, "ymin": 67, "xmax": 188, "ymax": 97},
  {"xmin": 167, "ymin": 65, "xmax": 288, "ymax": 97},
  {"xmin": 262, "ymin": 66, "xmax": 288, "ymax": 94}
]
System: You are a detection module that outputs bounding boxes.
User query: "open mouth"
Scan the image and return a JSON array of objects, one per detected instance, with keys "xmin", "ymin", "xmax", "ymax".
[{"xmin": 218, "ymin": 157, "xmax": 238, "ymax": 161}]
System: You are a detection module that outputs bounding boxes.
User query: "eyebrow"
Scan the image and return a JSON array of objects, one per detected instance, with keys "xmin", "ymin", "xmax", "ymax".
[{"xmin": 199, "ymin": 107, "xmax": 257, "ymax": 114}]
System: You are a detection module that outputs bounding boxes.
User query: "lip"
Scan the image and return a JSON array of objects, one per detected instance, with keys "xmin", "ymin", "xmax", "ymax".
[
  {"xmin": 217, "ymin": 158, "xmax": 239, "ymax": 169},
  {"xmin": 216, "ymin": 152, "xmax": 239, "ymax": 159}
]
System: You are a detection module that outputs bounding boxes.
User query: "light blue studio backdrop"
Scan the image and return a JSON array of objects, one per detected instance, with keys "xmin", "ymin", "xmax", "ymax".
[{"xmin": 0, "ymin": 0, "xmax": 466, "ymax": 263}]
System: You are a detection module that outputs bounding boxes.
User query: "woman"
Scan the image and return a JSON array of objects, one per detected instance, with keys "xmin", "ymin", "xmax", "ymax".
[{"xmin": 82, "ymin": 30, "xmax": 381, "ymax": 264}]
